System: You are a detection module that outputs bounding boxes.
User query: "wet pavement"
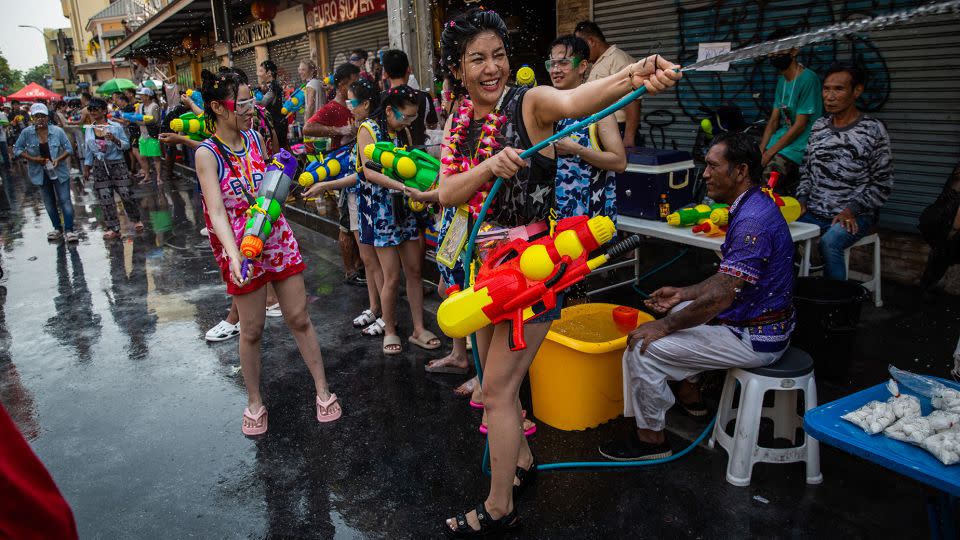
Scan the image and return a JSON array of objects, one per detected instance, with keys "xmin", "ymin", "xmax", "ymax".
[{"xmin": 0, "ymin": 167, "xmax": 956, "ymax": 538}]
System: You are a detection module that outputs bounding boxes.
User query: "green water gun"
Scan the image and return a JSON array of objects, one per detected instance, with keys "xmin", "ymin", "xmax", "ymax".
[
  {"xmin": 666, "ymin": 203, "xmax": 728, "ymax": 227},
  {"xmin": 363, "ymin": 141, "xmax": 440, "ymax": 192}
]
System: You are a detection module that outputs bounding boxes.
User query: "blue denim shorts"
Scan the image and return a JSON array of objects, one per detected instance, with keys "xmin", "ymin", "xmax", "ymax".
[{"xmin": 530, "ymin": 293, "xmax": 564, "ymax": 324}]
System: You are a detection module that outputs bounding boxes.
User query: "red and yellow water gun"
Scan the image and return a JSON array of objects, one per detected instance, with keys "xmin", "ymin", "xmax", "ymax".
[
  {"xmin": 762, "ymin": 171, "xmax": 802, "ymax": 222},
  {"xmin": 437, "ymin": 215, "xmax": 641, "ymax": 350}
]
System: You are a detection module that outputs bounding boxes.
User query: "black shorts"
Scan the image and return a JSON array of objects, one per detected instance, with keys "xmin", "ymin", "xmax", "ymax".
[{"xmin": 338, "ymin": 190, "xmax": 350, "ymax": 232}]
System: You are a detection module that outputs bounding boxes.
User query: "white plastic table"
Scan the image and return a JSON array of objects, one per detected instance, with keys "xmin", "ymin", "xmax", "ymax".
[{"xmin": 588, "ymin": 216, "xmax": 821, "ymax": 295}]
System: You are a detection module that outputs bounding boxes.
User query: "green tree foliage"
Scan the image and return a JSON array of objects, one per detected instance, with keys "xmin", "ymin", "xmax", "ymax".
[
  {"xmin": 0, "ymin": 50, "xmax": 24, "ymax": 92},
  {"xmin": 23, "ymin": 64, "xmax": 51, "ymax": 87}
]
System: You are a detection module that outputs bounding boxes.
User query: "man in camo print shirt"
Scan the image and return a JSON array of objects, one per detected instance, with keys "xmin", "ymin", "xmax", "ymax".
[{"xmin": 797, "ymin": 63, "xmax": 893, "ymax": 281}]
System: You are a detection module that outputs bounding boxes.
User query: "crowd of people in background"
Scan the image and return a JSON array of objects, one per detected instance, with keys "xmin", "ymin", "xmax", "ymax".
[
  {"xmin": 7, "ymin": 11, "xmax": 960, "ymax": 472},
  {"xmin": 5, "ymin": 6, "xmax": 960, "ymax": 536}
]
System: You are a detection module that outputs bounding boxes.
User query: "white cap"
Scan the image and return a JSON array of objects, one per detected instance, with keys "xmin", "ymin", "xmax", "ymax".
[
  {"xmin": 137, "ymin": 87, "xmax": 154, "ymax": 96},
  {"xmin": 29, "ymin": 103, "xmax": 49, "ymax": 116}
]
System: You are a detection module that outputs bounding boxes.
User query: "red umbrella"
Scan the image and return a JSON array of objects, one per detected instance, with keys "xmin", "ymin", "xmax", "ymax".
[{"xmin": 6, "ymin": 83, "xmax": 63, "ymax": 102}]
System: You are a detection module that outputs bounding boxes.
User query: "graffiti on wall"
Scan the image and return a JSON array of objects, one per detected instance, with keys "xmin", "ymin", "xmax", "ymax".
[{"xmin": 674, "ymin": 0, "xmax": 909, "ymax": 123}]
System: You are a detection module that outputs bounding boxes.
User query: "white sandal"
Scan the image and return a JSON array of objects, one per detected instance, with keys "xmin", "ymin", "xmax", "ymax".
[
  {"xmin": 361, "ymin": 318, "xmax": 386, "ymax": 336},
  {"xmin": 352, "ymin": 309, "xmax": 377, "ymax": 328}
]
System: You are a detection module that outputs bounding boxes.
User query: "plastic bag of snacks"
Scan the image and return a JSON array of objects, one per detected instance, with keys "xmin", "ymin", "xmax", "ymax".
[
  {"xmin": 922, "ymin": 430, "xmax": 960, "ymax": 465},
  {"xmin": 886, "ymin": 380, "xmax": 922, "ymax": 419},
  {"xmin": 884, "ymin": 411, "xmax": 960, "ymax": 445},
  {"xmin": 843, "ymin": 400, "xmax": 897, "ymax": 434},
  {"xmin": 889, "ymin": 365, "xmax": 960, "ymax": 413},
  {"xmin": 928, "ymin": 410, "xmax": 960, "ymax": 432},
  {"xmin": 884, "ymin": 416, "xmax": 934, "ymax": 445}
]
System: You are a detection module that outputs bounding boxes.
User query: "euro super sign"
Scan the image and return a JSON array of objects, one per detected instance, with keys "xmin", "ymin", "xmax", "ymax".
[{"xmin": 228, "ymin": 171, "xmax": 264, "ymax": 197}]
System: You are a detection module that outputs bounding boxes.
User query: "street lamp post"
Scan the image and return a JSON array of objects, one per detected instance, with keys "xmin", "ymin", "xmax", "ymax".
[{"xmin": 18, "ymin": 25, "xmax": 56, "ymax": 90}]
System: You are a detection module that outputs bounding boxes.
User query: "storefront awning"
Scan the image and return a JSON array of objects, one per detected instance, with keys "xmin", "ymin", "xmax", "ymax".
[{"xmin": 110, "ymin": 0, "xmax": 205, "ymax": 58}]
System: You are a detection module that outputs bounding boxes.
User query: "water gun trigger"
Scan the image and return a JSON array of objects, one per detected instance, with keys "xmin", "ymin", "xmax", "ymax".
[{"xmin": 508, "ymin": 313, "xmax": 527, "ymax": 351}]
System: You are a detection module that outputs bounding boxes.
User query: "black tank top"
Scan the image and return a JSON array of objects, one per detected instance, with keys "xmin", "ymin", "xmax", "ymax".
[{"xmin": 469, "ymin": 87, "xmax": 557, "ymax": 227}]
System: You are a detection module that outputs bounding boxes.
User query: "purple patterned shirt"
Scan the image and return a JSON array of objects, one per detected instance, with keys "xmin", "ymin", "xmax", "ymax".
[{"xmin": 715, "ymin": 186, "xmax": 795, "ymax": 352}]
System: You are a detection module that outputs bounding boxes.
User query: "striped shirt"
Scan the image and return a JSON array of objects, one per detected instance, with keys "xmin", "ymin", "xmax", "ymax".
[{"xmin": 797, "ymin": 114, "xmax": 893, "ymax": 218}]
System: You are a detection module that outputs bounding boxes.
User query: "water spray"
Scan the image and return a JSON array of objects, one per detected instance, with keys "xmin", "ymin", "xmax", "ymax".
[{"xmin": 464, "ymin": 0, "xmax": 960, "ymax": 474}]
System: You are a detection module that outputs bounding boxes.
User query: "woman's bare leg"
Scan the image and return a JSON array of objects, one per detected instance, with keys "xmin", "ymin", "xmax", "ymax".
[
  {"xmin": 355, "ymin": 232, "xmax": 383, "ymax": 315},
  {"xmin": 374, "ymin": 246, "xmax": 402, "ymax": 341},
  {"xmin": 271, "ymin": 274, "xmax": 337, "ymax": 410},
  {"xmin": 234, "ymin": 285, "xmax": 268, "ymax": 429},
  {"xmin": 445, "ymin": 322, "xmax": 550, "ymax": 531}
]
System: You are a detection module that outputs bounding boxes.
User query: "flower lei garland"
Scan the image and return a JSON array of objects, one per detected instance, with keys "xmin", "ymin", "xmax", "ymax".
[{"xmin": 440, "ymin": 96, "xmax": 506, "ymax": 217}]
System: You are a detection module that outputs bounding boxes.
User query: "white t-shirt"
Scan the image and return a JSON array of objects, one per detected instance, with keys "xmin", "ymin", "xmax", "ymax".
[{"xmin": 304, "ymin": 78, "xmax": 323, "ymax": 118}]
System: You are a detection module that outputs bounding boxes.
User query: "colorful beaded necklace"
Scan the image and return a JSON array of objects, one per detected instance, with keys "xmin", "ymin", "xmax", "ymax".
[{"xmin": 441, "ymin": 92, "xmax": 507, "ymax": 217}]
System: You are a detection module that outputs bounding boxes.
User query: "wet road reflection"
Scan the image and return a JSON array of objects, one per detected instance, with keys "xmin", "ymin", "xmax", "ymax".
[{"xmin": 0, "ymin": 164, "xmax": 941, "ymax": 539}]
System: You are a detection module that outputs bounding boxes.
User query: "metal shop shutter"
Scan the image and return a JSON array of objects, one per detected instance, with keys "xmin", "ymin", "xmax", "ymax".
[
  {"xmin": 593, "ymin": 0, "xmax": 960, "ymax": 231},
  {"xmin": 326, "ymin": 15, "xmax": 389, "ymax": 70},
  {"xmin": 232, "ymin": 47, "xmax": 257, "ymax": 82},
  {"xmin": 267, "ymin": 35, "xmax": 312, "ymax": 86}
]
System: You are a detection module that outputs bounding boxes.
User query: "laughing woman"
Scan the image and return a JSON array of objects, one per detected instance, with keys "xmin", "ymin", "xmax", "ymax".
[
  {"xmin": 435, "ymin": 9, "xmax": 680, "ymax": 536},
  {"xmin": 194, "ymin": 69, "xmax": 342, "ymax": 435}
]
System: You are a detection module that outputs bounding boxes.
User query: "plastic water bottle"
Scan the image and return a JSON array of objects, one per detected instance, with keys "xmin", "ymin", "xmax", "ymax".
[{"xmin": 45, "ymin": 159, "xmax": 58, "ymax": 181}]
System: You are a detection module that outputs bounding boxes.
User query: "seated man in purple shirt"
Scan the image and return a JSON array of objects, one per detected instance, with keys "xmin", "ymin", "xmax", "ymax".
[{"xmin": 600, "ymin": 132, "xmax": 796, "ymax": 461}]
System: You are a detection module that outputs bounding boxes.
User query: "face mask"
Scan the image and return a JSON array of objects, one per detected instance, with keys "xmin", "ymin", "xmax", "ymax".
[{"xmin": 769, "ymin": 54, "xmax": 793, "ymax": 71}]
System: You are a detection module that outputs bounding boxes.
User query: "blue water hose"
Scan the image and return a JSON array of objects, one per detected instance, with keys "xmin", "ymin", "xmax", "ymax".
[{"xmin": 460, "ymin": 81, "xmax": 717, "ymax": 474}]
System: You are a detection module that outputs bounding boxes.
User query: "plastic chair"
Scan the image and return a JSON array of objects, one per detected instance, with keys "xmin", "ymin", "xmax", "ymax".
[
  {"xmin": 844, "ymin": 233, "xmax": 882, "ymax": 307},
  {"xmin": 709, "ymin": 347, "xmax": 823, "ymax": 487}
]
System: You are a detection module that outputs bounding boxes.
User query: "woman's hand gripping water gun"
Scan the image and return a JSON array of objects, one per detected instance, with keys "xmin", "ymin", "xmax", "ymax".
[
  {"xmin": 363, "ymin": 141, "xmax": 441, "ymax": 212},
  {"xmin": 298, "ymin": 143, "xmax": 354, "ymax": 199},
  {"xmin": 238, "ymin": 149, "xmax": 299, "ymax": 280}
]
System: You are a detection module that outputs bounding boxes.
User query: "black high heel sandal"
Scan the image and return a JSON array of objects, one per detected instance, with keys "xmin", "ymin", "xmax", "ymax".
[
  {"xmin": 444, "ymin": 502, "xmax": 521, "ymax": 537},
  {"xmin": 513, "ymin": 460, "xmax": 538, "ymax": 497}
]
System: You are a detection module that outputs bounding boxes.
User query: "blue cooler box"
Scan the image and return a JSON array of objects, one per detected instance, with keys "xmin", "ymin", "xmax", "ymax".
[{"xmin": 614, "ymin": 148, "xmax": 696, "ymax": 220}]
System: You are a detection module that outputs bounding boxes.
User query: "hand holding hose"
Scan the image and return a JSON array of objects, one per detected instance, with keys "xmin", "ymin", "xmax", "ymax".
[
  {"xmin": 626, "ymin": 55, "xmax": 683, "ymax": 95},
  {"xmin": 485, "ymin": 147, "xmax": 526, "ymax": 179}
]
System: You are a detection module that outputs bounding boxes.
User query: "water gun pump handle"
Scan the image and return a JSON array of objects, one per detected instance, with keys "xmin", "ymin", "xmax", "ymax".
[{"xmin": 606, "ymin": 234, "xmax": 642, "ymax": 259}]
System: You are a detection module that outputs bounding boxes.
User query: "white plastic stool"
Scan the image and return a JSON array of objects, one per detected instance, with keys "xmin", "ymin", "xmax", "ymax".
[
  {"xmin": 708, "ymin": 347, "xmax": 823, "ymax": 487},
  {"xmin": 844, "ymin": 233, "xmax": 882, "ymax": 307}
]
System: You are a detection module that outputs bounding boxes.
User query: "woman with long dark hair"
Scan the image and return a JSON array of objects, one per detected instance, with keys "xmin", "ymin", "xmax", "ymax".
[
  {"xmin": 194, "ymin": 69, "xmax": 342, "ymax": 435},
  {"xmin": 435, "ymin": 9, "xmax": 679, "ymax": 535},
  {"xmin": 355, "ymin": 84, "xmax": 441, "ymax": 355}
]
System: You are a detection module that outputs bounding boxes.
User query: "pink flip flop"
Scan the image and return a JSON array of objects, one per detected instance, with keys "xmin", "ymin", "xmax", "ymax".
[
  {"xmin": 316, "ymin": 393, "xmax": 342, "ymax": 423},
  {"xmin": 469, "ymin": 400, "xmax": 485, "ymax": 409},
  {"xmin": 478, "ymin": 423, "xmax": 537, "ymax": 438},
  {"xmin": 479, "ymin": 411, "xmax": 536, "ymax": 437},
  {"xmin": 242, "ymin": 405, "xmax": 268, "ymax": 436}
]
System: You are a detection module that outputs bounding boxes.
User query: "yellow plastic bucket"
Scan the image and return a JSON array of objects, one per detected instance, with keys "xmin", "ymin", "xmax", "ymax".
[{"xmin": 529, "ymin": 303, "xmax": 653, "ymax": 431}]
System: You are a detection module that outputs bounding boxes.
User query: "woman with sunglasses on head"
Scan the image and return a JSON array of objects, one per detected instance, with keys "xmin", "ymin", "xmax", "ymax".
[
  {"xmin": 356, "ymin": 84, "xmax": 442, "ymax": 355},
  {"xmin": 303, "ymin": 79, "xmax": 387, "ymax": 338},
  {"xmin": 194, "ymin": 69, "xmax": 342, "ymax": 435},
  {"xmin": 82, "ymin": 98, "xmax": 145, "ymax": 239},
  {"xmin": 436, "ymin": 9, "xmax": 679, "ymax": 536}
]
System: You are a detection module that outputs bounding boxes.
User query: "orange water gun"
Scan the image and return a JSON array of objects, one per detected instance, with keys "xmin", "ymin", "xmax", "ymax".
[{"xmin": 437, "ymin": 215, "xmax": 641, "ymax": 350}]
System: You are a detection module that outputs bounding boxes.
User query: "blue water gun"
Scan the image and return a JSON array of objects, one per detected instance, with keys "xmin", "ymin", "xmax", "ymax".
[
  {"xmin": 281, "ymin": 86, "xmax": 306, "ymax": 116},
  {"xmin": 298, "ymin": 143, "xmax": 353, "ymax": 187},
  {"xmin": 254, "ymin": 89, "xmax": 264, "ymax": 101},
  {"xmin": 184, "ymin": 89, "xmax": 204, "ymax": 110},
  {"xmin": 110, "ymin": 111, "xmax": 154, "ymax": 123}
]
